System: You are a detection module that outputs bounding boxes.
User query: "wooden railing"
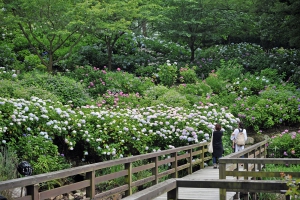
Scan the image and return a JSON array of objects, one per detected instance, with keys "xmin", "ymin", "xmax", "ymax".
[
  {"xmin": 122, "ymin": 179, "xmax": 290, "ymax": 200},
  {"xmin": 219, "ymin": 140, "xmax": 300, "ymax": 200},
  {"xmin": 0, "ymin": 142, "xmax": 211, "ymax": 200},
  {"xmin": 122, "ymin": 140, "xmax": 300, "ymax": 200}
]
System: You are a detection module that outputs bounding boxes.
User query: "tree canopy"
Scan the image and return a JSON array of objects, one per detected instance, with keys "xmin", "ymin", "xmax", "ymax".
[
  {"xmin": 2, "ymin": 0, "xmax": 87, "ymax": 72},
  {"xmin": 1, "ymin": 0, "xmax": 299, "ymax": 72}
]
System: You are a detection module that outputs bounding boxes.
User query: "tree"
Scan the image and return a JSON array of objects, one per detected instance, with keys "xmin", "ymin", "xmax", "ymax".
[
  {"xmin": 275, "ymin": 0, "xmax": 300, "ymax": 48},
  {"xmin": 155, "ymin": 0, "xmax": 227, "ymax": 62},
  {"xmin": 85, "ymin": 0, "xmax": 142, "ymax": 71},
  {"xmin": 248, "ymin": 0, "xmax": 300, "ymax": 48},
  {"xmin": 2, "ymin": 0, "xmax": 88, "ymax": 72}
]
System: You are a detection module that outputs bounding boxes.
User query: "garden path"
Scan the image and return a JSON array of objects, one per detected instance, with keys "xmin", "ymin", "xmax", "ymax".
[{"xmin": 153, "ymin": 165, "xmax": 237, "ymax": 200}]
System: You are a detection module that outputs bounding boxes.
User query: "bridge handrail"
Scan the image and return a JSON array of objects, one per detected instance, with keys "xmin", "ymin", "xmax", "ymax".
[
  {"xmin": 0, "ymin": 141, "xmax": 210, "ymax": 200},
  {"xmin": 122, "ymin": 179, "xmax": 290, "ymax": 200},
  {"xmin": 219, "ymin": 139, "xmax": 300, "ymax": 200}
]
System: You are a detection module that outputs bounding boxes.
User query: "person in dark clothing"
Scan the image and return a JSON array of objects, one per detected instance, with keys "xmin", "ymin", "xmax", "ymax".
[{"xmin": 212, "ymin": 123, "xmax": 223, "ymax": 169}]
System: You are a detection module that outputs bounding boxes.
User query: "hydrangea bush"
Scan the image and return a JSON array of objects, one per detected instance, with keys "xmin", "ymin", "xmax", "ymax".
[
  {"xmin": 0, "ymin": 96, "xmax": 239, "ymax": 172},
  {"xmin": 267, "ymin": 130, "xmax": 300, "ymax": 158}
]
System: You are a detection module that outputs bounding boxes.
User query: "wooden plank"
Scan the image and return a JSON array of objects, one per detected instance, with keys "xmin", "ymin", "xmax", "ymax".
[
  {"xmin": 132, "ymin": 175, "xmax": 155, "ymax": 187},
  {"xmin": 152, "ymin": 157, "xmax": 159, "ymax": 185},
  {"xmin": 86, "ymin": 170, "xmax": 95, "ymax": 198},
  {"xmin": 40, "ymin": 180, "xmax": 90, "ymax": 199},
  {"xmin": 15, "ymin": 195, "xmax": 32, "ymax": 200},
  {"xmin": 94, "ymin": 185, "xmax": 128, "ymax": 199},
  {"xmin": 177, "ymin": 153, "xmax": 190, "ymax": 160},
  {"xmin": 26, "ymin": 184, "xmax": 39, "ymax": 200},
  {"xmin": 158, "ymin": 157, "xmax": 175, "ymax": 166},
  {"xmin": 158, "ymin": 169, "xmax": 175, "ymax": 179},
  {"xmin": 172, "ymin": 152, "xmax": 178, "ymax": 178},
  {"xmin": 226, "ymin": 171, "xmax": 300, "ymax": 178},
  {"xmin": 177, "ymin": 179, "xmax": 289, "ymax": 193},
  {"xmin": 95, "ymin": 170, "xmax": 127, "ymax": 183},
  {"xmin": 191, "ymin": 149, "xmax": 202, "ymax": 156},
  {"xmin": 153, "ymin": 165, "xmax": 237, "ymax": 200},
  {"xmin": 220, "ymin": 158, "xmax": 300, "ymax": 165},
  {"xmin": 122, "ymin": 179, "xmax": 176, "ymax": 200},
  {"xmin": 133, "ymin": 163, "xmax": 155, "ymax": 173},
  {"xmin": 125, "ymin": 163, "xmax": 132, "ymax": 196},
  {"xmin": 177, "ymin": 163, "xmax": 189, "ymax": 171}
]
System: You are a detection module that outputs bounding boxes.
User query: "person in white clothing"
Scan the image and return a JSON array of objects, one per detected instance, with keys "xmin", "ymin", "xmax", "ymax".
[{"xmin": 231, "ymin": 122, "xmax": 247, "ymax": 153}]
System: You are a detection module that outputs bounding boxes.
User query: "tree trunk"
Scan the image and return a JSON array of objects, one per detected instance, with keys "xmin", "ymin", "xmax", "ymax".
[
  {"xmin": 142, "ymin": 20, "xmax": 147, "ymax": 37},
  {"xmin": 48, "ymin": 52, "xmax": 53, "ymax": 72},
  {"xmin": 190, "ymin": 48, "xmax": 195, "ymax": 62},
  {"xmin": 107, "ymin": 43, "xmax": 113, "ymax": 71},
  {"xmin": 189, "ymin": 38, "xmax": 195, "ymax": 62}
]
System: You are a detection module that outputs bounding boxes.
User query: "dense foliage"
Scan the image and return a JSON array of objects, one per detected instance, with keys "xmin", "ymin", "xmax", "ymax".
[{"xmin": 0, "ymin": 0, "xmax": 300, "ymax": 197}]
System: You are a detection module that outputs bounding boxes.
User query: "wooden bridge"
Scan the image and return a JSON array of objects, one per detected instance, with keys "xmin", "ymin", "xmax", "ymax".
[
  {"xmin": 1, "ymin": 140, "xmax": 300, "ymax": 200},
  {"xmin": 151, "ymin": 165, "xmax": 237, "ymax": 200}
]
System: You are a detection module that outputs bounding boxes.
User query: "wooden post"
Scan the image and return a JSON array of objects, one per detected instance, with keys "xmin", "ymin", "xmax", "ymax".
[
  {"xmin": 264, "ymin": 142, "xmax": 267, "ymax": 159},
  {"xmin": 188, "ymin": 149, "xmax": 193, "ymax": 174},
  {"xmin": 244, "ymin": 152, "xmax": 249, "ymax": 179},
  {"xmin": 201, "ymin": 146, "xmax": 204, "ymax": 169},
  {"xmin": 219, "ymin": 161, "xmax": 226, "ymax": 200},
  {"xmin": 257, "ymin": 145, "xmax": 262, "ymax": 171},
  {"xmin": 244, "ymin": 153, "xmax": 250, "ymax": 199},
  {"xmin": 167, "ymin": 187, "xmax": 178, "ymax": 200},
  {"xmin": 171, "ymin": 152, "xmax": 178, "ymax": 178},
  {"xmin": 152, "ymin": 156, "xmax": 159, "ymax": 185},
  {"xmin": 86, "ymin": 170, "xmax": 95, "ymax": 198},
  {"xmin": 125, "ymin": 163, "xmax": 133, "ymax": 196},
  {"xmin": 26, "ymin": 184, "xmax": 39, "ymax": 200},
  {"xmin": 251, "ymin": 149, "xmax": 257, "ymax": 200}
]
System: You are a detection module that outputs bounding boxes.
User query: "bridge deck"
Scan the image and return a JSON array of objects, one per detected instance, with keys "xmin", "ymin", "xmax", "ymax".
[{"xmin": 153, "ymin": 165, "xmax": 237, "ymax": 200}]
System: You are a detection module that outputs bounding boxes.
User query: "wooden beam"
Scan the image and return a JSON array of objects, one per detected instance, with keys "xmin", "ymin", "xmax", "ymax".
[
  {"xmin": 177, "ymin": 179, "xmax": 289, "ymax": 192},
  {"xmin": 125, "ymin": 163, "xmax": 132, "ymax": 196},
  {"xmin": 122, "ymin": 179, "xmax": 176, "ymax": 200}
]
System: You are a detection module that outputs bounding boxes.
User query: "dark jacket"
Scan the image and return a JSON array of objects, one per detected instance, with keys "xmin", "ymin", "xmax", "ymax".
[{"xmin": 212, "ymin": 130, "xmax": 223, "ymax": 157}]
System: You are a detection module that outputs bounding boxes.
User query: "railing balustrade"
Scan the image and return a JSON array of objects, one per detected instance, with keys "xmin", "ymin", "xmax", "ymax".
[
  {"xmin": 123, "ymin": 140, "xmax": 300, "ymax": 200},
  {"xmin": 2, "ymin": 139, "xmax": 299, "ymax": 200},
  {"xmin": 0, "ymin": 142, "xmax": 210, "ymax": 200},
  {"xmin": 218, "ymin": 140, "xmax": 300, "ymax": 200}
]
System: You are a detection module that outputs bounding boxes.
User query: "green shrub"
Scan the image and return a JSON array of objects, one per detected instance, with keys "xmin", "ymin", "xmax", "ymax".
[
  {"xmin": 210, "ymin": 91, "xmax": 238, "ymax": 108},
  {"xmin": 259, "ymin": 164, "xmax": 300, "ymax": 200},
  {"xmin": 177, "ymin": 82, "xmax": 212, "ymax": 96},
  {"xmin": 0, "ymin": 43, "xmax": 20, "ymax": 71},
  {"xmin": 96, "ymin": 91, "xmax": 149, "ymax": 109},
  {"xmin": 157, "ymin": 61, "xmax": 177, "ymax": 87},
  {"xmin": 143, "ymin": 85, "xmax": 169, "ymax": 100},
  {"xmin": 24, "ymin": 54, "xmax": 45, "ymax": 71},
  {"xmin": 216, "ymin": 59, "xmax": 243, "ymax": 81},
  {"xmin": 0, "ymin": 146, "xmax": 19, "ymax": 200},
  {"xmin": 176, "ymin": 82, "xmax": 212, "ymax": 106},
  {"xmin": 12, "ymin": 135, "xmax": 71, "ymax": 175},
  {"xmin": 267, "ymin": 130, "xmax": 300, "ymax": 158},
  {"xmin": 134, "ymin": 65, "xmax": 158, "ymax": 78},
  {"xmin": 65, "ymin": 66, "xmax": 155, "ymax": 99},
  {"xmin": 179, "ymin": 66, "xmax": 198, "ymax": 84},
  {"xmin": 105, "ymin": 71, "xmax": 155, "ymax": 95},
  {"xmin": 229, "ymin": 86, "xmax": 300, "ymax": 131},
  {"xmin": 204, "ymin": 71, "xmax": 226, "ymax": 95},
  {"xmin": 60, "ymin": 44, "xmax": 108, "ymax": 70},
  {"xmin": 192, "ymin": 43, "xmax": 300, "ymax": 86},
  {"xmin": 0, "ymin": 80, "xmax": 15, "ymax": 98},
  {"xmin": 156, "ymin": 89, "xmax": 190, "ymax": 107},
  {"xmin": 20, "ymin": 71, "xmax": 90, "ymax": 107},
  {"xmin": 0, "ymin": 146, "xmax": 18, "ymax": 181},
  {"xmin": 0, "ymin": 79, "xmax": 59, "ymax": 101}
]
